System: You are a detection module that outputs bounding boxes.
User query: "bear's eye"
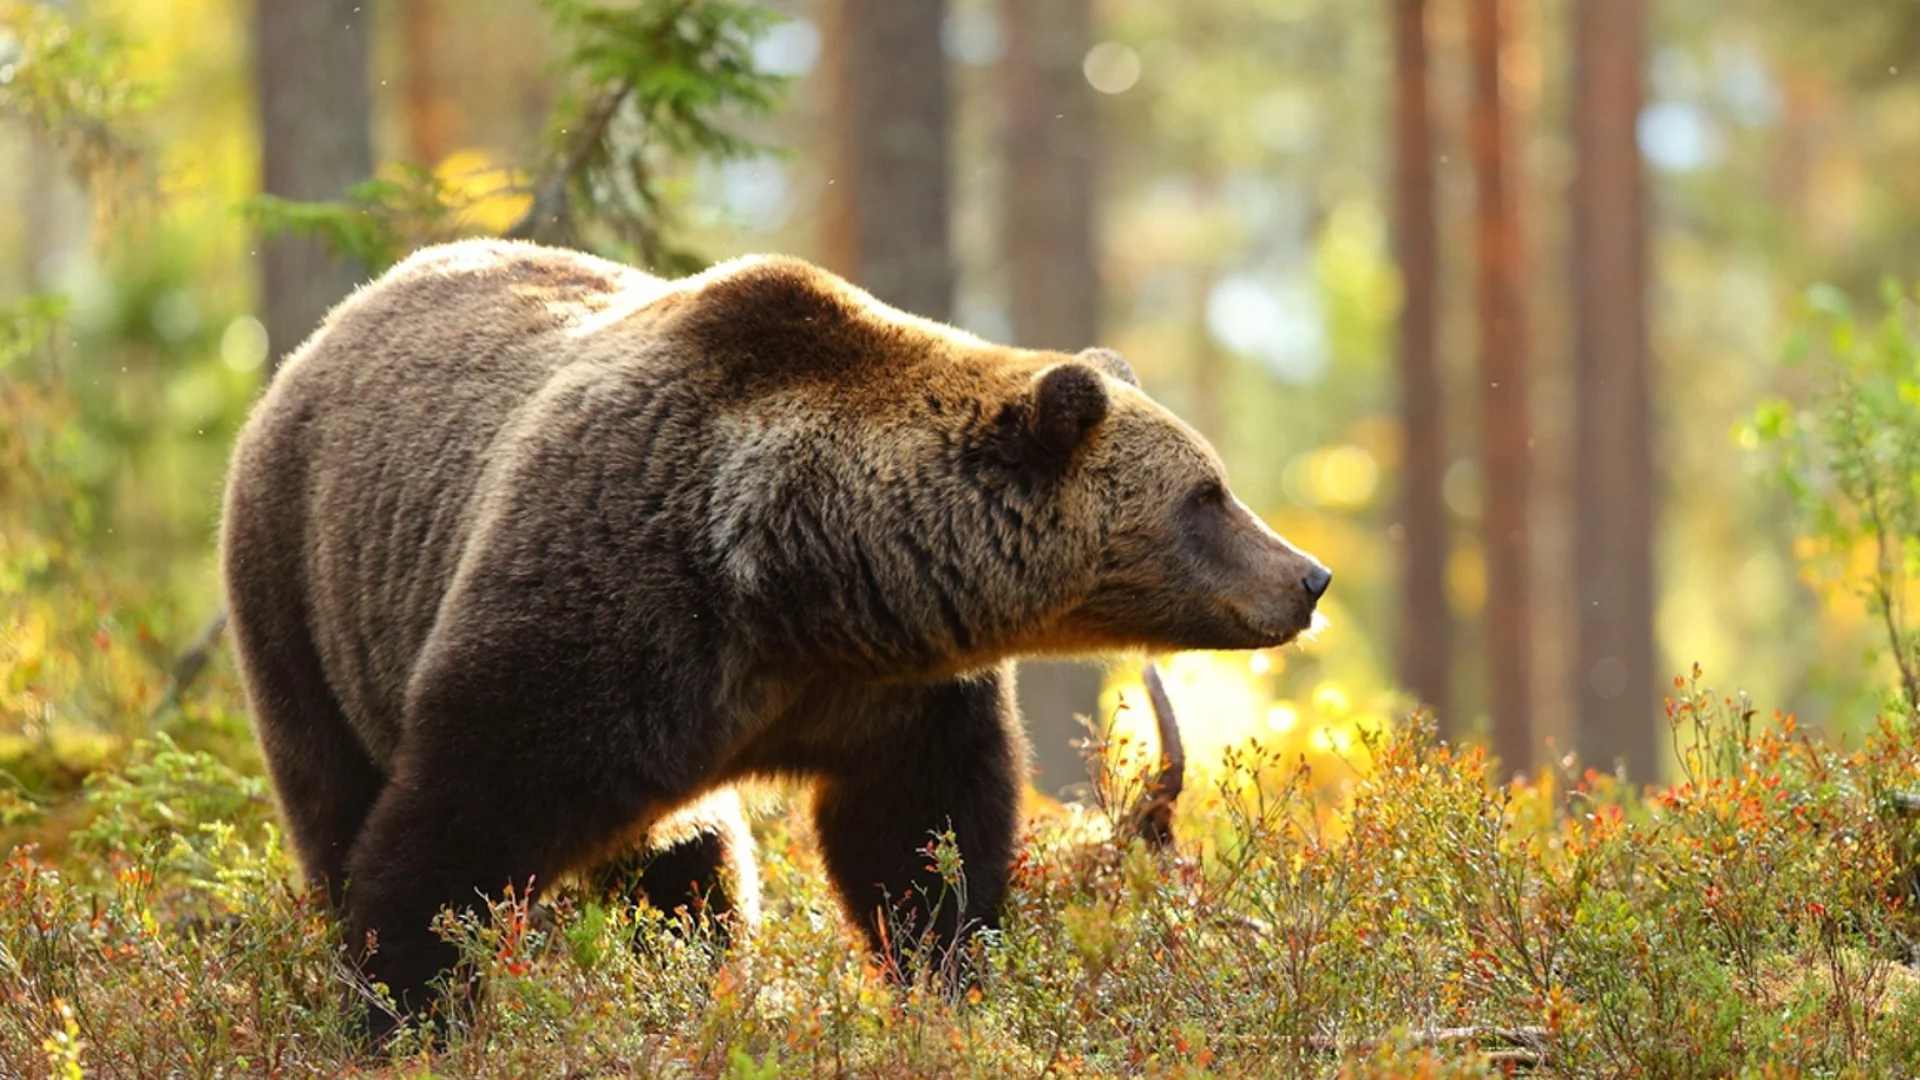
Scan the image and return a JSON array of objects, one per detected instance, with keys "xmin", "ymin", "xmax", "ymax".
[{"xmin": 1190, "ymin": 482, "xmax": 1225, "ymax": 509}]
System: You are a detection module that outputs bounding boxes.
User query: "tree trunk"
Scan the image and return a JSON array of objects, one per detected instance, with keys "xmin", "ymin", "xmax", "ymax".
[
  {"xmin": 401, "ymin": 0, "xmax": 458, "ymax": 167},
  {"xmin": 1392, "ymin": 0, "xmax": 1450, "ymax": 725},
  {"xmin": 1189, "ymin": 263, "xmax": 1227, "ymax": 445},
  {"xmin": 1469, "ymin": 0, "xmax": 1533, "ymax": 776},
  {"xmin": 254, "ymin": 0, "xmax": 375, "ymax": 374},
  {"xmin": 1001, "ymin": 0, "xmax": 1104, "ymax": 795},
  {"xmin": 1002, "ymin": 0, "xmax": 1097, "ymax": 353},
  {"xmin": 822, "ymin": 0, "xmax": 953, "ymax": 321},
  {"xmin": 21, "ymin": 129, "xmax": 61, "ymax": 292},
  {"xmin": 1570, "ymin": 0, "xmax": 1657, "ymax": 780}
]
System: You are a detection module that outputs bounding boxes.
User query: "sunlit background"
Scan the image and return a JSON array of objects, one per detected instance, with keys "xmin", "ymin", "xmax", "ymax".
[{"xmin": 5, "ymin": 0, "xmax": 1918, "ymax": 800}]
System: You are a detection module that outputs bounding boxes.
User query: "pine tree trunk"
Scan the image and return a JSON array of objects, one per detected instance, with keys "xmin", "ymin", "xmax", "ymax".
[
  {"xmin": 1470, "ymin": 0, "xmax": 1533, "ymax": 776},
  {"xmin": 254, "ymin": 0, "xmax": 374, "ymax": 374},
  {"xmin": 822, "ymin": 0, "xmax": 953, "ymax": 321},
  {"xmin": 1570, "ymin": 0, "xmax": 1657, "ymax": 780},
  {"xmin": 1002, "ymin": 0, "xmax": 1104, "ymax": 795},
  {"xmin": 1392, "ymin": 0, "xmax": 1450, "ymax": 725},
  {"xmin": 1003, "ymin": 0, "xmax": 1097, "ymax": 351},
  {"xmin": 401, "ymin": 0, "xmax": 457, "ymax": 167}
]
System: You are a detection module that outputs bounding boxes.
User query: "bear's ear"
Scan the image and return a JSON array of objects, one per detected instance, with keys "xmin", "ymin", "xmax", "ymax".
[
  {"xmin": 1028, "ymin": 361, "xmax": 1111, "ymax": 460},
  {"xmin": 1078, "ymin": 347, "xmax": 1138, "ymax": 387}
]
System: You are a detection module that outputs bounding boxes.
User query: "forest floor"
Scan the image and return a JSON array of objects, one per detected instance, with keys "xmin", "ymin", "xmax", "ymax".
[{"xmin": 6, "ymin": 671, "xmax": 1920, "ymax": 1078}]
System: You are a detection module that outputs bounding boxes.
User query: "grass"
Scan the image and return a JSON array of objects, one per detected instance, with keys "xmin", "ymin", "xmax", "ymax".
[{"xmin": 5, "ymin": 668, "xmax": 1920, "ymax": 1078}]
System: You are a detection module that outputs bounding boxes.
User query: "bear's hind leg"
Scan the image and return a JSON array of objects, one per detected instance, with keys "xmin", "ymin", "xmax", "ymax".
[
  {"xmin": 590, "ymin": 789, "xmax": 762, "ymax": 936},
  {"xmin": 810, "ymin": 671, "xmax": 1025, "ymax": 982},
  {"xmin": 225, "ymin": 598, "xmax": 386, "ymax": 911}
]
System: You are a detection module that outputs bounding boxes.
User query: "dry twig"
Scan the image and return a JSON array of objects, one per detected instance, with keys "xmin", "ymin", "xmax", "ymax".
[
  {"xmin": 1129, "ymin": 662, "xmax": 1187, "ymax": 851},
  {"xmin": 1304, "ymin": 1026, "xmax": 1550, "ymax": 1071},
  {"xmin": 503, "ymin": 79, "xmax": 636, "ymax": 249},
  {"xmin": 148, "ymin": 608, "xmax": 227, "ymax": 723}
]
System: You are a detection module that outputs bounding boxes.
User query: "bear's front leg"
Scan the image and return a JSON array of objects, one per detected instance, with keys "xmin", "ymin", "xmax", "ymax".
[
  {"xmin": 343, "ymin": 747, "xmax": 562, "ymax": 1039},
  {"xmin": 342, "ymin": 696, "xmax": 654, "ymax": 1041},
  {"xmin": 811, "ymin": 668, "xmax": 1026, "ymax": 982}
]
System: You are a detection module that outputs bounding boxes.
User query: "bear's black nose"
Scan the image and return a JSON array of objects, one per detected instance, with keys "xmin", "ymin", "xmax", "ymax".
[{"xmin": 1303, "ymin": 565, "xmax": 1332, "ymax": 601}]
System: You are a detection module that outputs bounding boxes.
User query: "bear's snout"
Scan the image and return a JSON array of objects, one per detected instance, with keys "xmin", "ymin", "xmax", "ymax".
[
  {"xmin": 1207, "ymin": 504, "xmax": 1329, "ymax": 649},
  {"xmin": 1303, "ymin": 564, "xmax": 1332, "ymax": 603},
  {"xmin": 1242, "ymin": 563, "xmax": 1327, "ymax": 643}
]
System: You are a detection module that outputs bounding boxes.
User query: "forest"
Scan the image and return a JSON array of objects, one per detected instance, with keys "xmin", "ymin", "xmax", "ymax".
[{"xmin": 7, "ymin": 0, "xmax": 1920, "ymax": 1074}]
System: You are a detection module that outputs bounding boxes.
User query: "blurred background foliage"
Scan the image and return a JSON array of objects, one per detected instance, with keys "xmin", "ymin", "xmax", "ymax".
[{"xmin": 6, "ymin": 0, "xmax": 1920, "ymax": 836}]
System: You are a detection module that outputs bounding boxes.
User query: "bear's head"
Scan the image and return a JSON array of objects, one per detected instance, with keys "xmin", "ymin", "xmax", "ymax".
[
  {"xmin": 686, "ymin": 258, "xmax": 1327, "ymax": 674},
  {"xmin": 988, "ymin": 348, "xmax": 1330, "ymax": 659}
]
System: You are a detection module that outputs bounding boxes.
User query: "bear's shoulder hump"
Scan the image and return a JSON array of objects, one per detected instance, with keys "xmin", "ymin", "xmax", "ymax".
[
  {"xmin": 684, "ymin": 255, "xmax": 853, "ymax": 326},
  {"xmin": 666, "ymin": 255, "xmax": 928, "ymax": 380}
]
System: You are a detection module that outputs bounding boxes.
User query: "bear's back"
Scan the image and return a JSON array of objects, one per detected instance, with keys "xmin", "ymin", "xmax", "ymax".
[
  {"xmin": 226, "ymin": 240, "xmax": 678, "ymax": 761},
  {"xmin": 225, "ymin": 240, "xmax": 1015, "ymax": 764}
]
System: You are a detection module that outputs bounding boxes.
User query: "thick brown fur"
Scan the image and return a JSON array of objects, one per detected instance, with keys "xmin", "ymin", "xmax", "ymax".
[{"xmin": 220, "ymin": 239, "xmax": 1327, "ymax": 1032}]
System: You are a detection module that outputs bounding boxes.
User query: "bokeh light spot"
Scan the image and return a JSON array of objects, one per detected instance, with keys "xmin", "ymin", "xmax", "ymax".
[
  {"xmin": 754, "ymin": 17, "xmax": 821, "ymax": 77},
  {"xmin": 1312, "ymin": 681, "xmax": 1350, "ymax": 718},
  {"xmin": 221, "ymin": 316, "xmax": 268, "ymax": 373},
  {"xmin": 1083, "ymin": 42, "xmax": 1140, "ymax": 95},
  {"xmin": 1444, "ymin": 459, "xmax": 1483, "ymax": 519},
  {"xmin": 1312, "ymin": 444, "xmax": 1379, "ymax": 509},
  {"xmin": 1447, "ymin": 543, "xmax": 1488, "ymax": 616},
  {"xmin": 1589, "ymin": 657, "xmax": 1629, "ymax": 700}
]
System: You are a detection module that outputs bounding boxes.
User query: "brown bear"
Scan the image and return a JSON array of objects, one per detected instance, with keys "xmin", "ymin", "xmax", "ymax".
[{"xmin": 219, "ymin": 239, "xmax": 1329, "ymax": 1029}]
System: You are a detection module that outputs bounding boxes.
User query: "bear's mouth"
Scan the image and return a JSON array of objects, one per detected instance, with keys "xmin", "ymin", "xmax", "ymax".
[{"xmin": 1225, "ymin": 603, "xmax": 1316, "ymax": 649}]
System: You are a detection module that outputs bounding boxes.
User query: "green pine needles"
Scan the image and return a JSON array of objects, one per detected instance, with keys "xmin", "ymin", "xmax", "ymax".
[{"xmin": 245, "ymin": 0, "xmax": 790, "ymax": 277}]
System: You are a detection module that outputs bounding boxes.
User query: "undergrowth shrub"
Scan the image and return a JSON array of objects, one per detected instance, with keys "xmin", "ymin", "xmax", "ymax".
[
  {"xmin": 4, "ymin": 671, "xmax": 1920, "ymax": 1076},
  {"xmin": 1752, "ymin": 280, "xmax": 1920, "ymax": 721}
]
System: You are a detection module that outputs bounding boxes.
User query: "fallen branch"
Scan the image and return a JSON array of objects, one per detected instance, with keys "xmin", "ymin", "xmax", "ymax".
[
  {"xmin": 1129, "ymin": 662, "xmax": 1186, "ymax": 851},
  {"xmin": 1305, "ymin": 1026, "xmax": 1549, "ymax": 1070},
  {"xmin": 148, "ymin": 607, "xmax": 227, "ymax": 723}
]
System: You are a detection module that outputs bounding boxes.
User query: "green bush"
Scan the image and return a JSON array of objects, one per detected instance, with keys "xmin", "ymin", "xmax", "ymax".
[{"xmin": 1752, "ymin": 280, "xmax": 1920, "ymax": 721}]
